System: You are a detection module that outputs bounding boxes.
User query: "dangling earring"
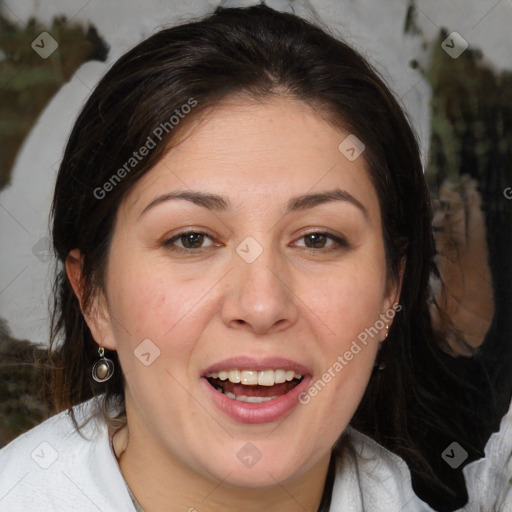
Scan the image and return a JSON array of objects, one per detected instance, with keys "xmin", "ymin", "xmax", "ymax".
[
  {"xmin": 92, "ymin": 347, "xmax": 114, "ymax": 382},
  {"xmin": 374, "ymin": 324, "xmax": 389, "ymax": 371}
]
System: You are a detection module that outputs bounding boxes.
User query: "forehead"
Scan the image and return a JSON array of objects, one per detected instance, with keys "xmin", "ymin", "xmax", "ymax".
[{"xmin": 121, "ymin": 95, "xmax": 379, "ymax": 220}]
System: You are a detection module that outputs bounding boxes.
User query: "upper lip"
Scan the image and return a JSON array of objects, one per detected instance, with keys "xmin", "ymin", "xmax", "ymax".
[{"xmin": 202, "ymin": 356, "xmax": 312, "ymax": 376}]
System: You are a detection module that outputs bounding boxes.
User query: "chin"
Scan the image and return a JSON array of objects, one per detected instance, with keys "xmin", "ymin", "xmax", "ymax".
[
  {"xmin": 216, "ymin": 464, "xmax": 302, "ymax": 488},
  {"xmin": 193, "ymin": 445, "xmax": 313, "ymax": 489}
]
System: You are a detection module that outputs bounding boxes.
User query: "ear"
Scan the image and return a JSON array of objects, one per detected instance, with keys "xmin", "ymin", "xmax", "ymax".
[
  {"xmin": 381, "ymin": 256, "xmax": 406, "ymax": 338},
  {"xmin": 65, "ymin": 248, "xmax": 117, "ymax": 351}
]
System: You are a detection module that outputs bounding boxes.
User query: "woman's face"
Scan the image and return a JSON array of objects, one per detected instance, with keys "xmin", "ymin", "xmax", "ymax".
[{"xmin": 81, "ymin": 96, "xmax": 400, "ymax": 487}]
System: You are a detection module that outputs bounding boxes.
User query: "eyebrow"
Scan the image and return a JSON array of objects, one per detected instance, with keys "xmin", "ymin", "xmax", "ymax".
[{"xmin": 138, "ymin": 188, "xmax": 368, "ymax": 219}]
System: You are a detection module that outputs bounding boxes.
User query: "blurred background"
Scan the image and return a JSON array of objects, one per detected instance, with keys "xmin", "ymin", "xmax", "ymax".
[{"xmin": 0, "ymin": 0, "xmax": 510, "ymax": 473}]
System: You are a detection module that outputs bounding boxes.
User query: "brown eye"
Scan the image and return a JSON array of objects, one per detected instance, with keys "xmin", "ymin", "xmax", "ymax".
[
  {"xmin": 179, "ymin": 232, "xmax": 206, "ymax": 249},
  {"xmin": 162, "ymin": 231, "xmax": 214, "ymax": 253},
  {"xmin": 294, "ymin": 231, "xmax": 349, "ymax": 253},
  {"xmin": 304, "ymin": 233, "xmax": 329, "ymax": 249}
]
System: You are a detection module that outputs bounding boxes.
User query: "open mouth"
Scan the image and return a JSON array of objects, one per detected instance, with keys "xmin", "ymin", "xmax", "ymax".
[{"xmin": 205, "ymin": 369, "xmax": 304, "ymax": 403}]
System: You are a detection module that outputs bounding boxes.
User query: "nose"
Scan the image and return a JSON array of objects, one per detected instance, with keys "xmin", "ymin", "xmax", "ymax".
[{"xmin": 221, "ymin": 242, "xmax": 299, "ymax": 335}]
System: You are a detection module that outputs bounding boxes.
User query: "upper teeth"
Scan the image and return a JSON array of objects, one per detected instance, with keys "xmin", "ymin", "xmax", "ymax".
[{"xmin": 205, "ymin": 369, "xmax": 302, "ymax": 386}]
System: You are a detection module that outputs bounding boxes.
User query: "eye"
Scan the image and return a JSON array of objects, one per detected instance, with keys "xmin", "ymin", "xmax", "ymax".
[
  {"xmin": 162, "ymin": 231, "xmax": 215, "ymax": 253},
  {"xmin": 293, "ymin": 231, "xmax": 349, "ymax": 253},
  {"xmin": 162, "ymin": 229, "xmax": 349, "ymax": 255}
]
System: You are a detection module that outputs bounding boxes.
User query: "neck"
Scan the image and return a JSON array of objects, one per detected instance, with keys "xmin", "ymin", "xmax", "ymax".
[{"xmin": 112, "ymin": 417, "xmax": 331, "ymax": 512}]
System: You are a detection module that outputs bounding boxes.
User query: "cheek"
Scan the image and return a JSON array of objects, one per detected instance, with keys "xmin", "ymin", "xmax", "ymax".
[
  {"xmin": 105, "ymin": 257, "xmax": 216, "ymax": 365},
  {"xmin": 299, "ymin": 256, "xmax": 386, "ymax": 419},
  {"xmin": 108, "ymin": 258, "xmax": 181, "ymax": 332},
  {"xmin": 307, "ymin": 258, "xmax": 387, "ymax": 341}
]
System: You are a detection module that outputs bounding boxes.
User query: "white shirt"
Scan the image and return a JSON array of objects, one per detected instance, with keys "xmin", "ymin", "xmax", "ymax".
[{"xmin": 0, "ymin": 396, "xmax": 511, "ymax": 511}]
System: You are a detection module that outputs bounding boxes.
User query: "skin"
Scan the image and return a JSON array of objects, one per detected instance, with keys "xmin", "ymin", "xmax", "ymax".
[{"xmin": 66, "ymin": 96, "xmax": 402, "ymax": 512}]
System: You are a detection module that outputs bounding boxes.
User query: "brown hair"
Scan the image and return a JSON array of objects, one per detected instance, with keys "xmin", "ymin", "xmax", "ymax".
[{"xmin": 47, "ymin": 5, "xmax": 492, "ymax": 509}]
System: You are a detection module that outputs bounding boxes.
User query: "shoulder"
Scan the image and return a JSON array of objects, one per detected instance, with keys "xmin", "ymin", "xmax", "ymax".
[
  {"xmin": 458, "ymin": 394, "xmax": 512, "ymax": 511},
  {"xmin": 1, "ymin": 398, "xmax": 99, "ymax": 460},
  {"xmin": 0, "ymin": 397, "xmax": 135, "ymax": 512},
  {"xmin": 330, "ymin": 426, "xmax": 434, "ymax": 511},
  {"xmin": 331, "ymin": 395, "xmax": 512, "ymax": 512}
]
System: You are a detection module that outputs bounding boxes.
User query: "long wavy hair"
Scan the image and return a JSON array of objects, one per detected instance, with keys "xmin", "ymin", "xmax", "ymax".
[{"xmin": 47, "ymin": 5, "xmax": 493, "ymax": 510}]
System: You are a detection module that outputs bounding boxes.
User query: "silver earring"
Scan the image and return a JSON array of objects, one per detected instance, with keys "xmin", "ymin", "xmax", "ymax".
[{"xmin": 92, "ymin": 347, "xmax": 114, "ymax": 382}]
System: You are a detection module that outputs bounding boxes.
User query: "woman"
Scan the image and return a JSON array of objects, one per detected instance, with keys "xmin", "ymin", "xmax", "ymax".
[{"xmin": 0, "ymin": 4, "xmax": 510, "ymax": 511}]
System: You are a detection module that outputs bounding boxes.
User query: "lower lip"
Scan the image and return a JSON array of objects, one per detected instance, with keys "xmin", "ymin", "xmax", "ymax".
[{"xmin": 201, "ymin": 376, "xmax": 312, "ymax": 424}]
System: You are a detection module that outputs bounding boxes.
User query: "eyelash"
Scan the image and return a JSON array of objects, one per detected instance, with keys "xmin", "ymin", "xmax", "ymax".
[{"xmin": 162, "ymin": 230, "xmax": 349, "ymax": 255}]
